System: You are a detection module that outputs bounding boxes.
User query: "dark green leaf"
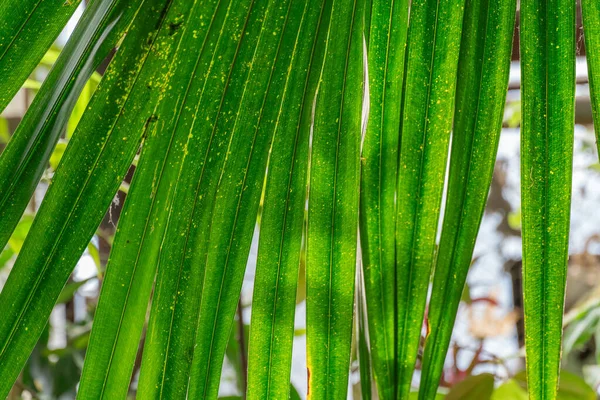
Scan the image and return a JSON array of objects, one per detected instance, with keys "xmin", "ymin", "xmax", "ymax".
[
  {"xmin": 0, "ymin": 247, "xmax": 14, "ymax": 270},
  {"xmin": 582, "ymin": 0, "xmax": 600, "ymax": 157},
  {"xmin": 186, "ymin": 0, "xmax": 334, "ymax": 396},
  {"xmin": 0, "ymin": 0, "xmax": 140, "ymax": 252},
  {"xmin": 135, "ymin": 1, "xmax": 257, "ymax": 398},
  {"xmin": 78, "ymin": 0, "xmax": 223, "ymax": 398}
]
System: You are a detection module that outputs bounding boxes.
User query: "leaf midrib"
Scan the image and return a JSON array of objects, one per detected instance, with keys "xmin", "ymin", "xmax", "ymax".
[
  {"xmin": 540, "ymin": 0, "xmax": 550, "ymax": 394},
  {"xmin": 372, "ymin": 0, "xmax": 398, "ymax": 389}
]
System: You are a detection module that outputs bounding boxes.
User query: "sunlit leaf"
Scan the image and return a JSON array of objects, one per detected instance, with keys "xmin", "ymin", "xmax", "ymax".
[
  {"xmin": 520, "ymin": 0, "xmax": 575, "ymax": 397},
  {"xmin": 246, "ymin": 0, "xmax": 324, "ymax": 398},
  {"xmin": 77, "ymin": 0, "xmax": 208, "ymax": 398},
  {"xmin": 305, "ymin": 0, "xmax": 364, "ymax": 398},
  {"xmin": 419, "ymin": 0, "xmax": 516, "ymax": 396},
  {"xmin": 135, "ymin": 1, "xmax": 261, "ymax": 397},
  {"xmin": 0, "ymin": 0, "xmax": 139, "ymax": 252},
  {"xmin": 360, "ymin": 0, "xmax": 409, "ymax": 396},
  {"xmin": 394, "ymin": 0, "xmax": 465, "ymax": 396}
]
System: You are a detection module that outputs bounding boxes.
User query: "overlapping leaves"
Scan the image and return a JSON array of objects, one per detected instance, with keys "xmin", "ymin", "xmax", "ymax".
[{"xmin": 0, "ymin": 0, "xmax": 584, "ymax": 399}]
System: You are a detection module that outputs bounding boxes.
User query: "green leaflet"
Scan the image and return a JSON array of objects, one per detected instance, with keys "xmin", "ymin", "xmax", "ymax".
[
  {"xmin": 76, "ymin": 0, "xmax": 208, "ymax": 398},
  {"xmin": 0, "ymin": 0, "xmax": 82, "ymax": 113},
  {"xmin": 135, "ymin": 1, "xmax": 253, "ymax": 397},
  {"xmin": 520, "ymin": 0, "xmax": 575, "ymax": 398},
  {"xmin": 186, "ymin": 0, "xmax": 330, "ymax": 395},
  {"xmin": 305, "ymin": 0, "xmax": 364, "ymax": 398},
  {"xmin": 246, "ymin": 1, "xmax": 325, "ymax": 399},
  {"xmin": 418, "ymin": 0, "xmax": 516, "ymax": 397},
  {"xmin": 0, "ymin": 0, "xmax": 138, "ymax": 254},
  {"xmin": 360, "ymin": 0, "xmax": 409, "ymax": 397},
  {"xmin": 395, "ymin": 0, "xmax": 465, "ymax": 397},
  {"xmin": 0, "ymin": 0, "xmax": 178, "ymax": 396},
  {"xmin": 583, "ymin": 0, "xmax": 600, "ymax": 156}
]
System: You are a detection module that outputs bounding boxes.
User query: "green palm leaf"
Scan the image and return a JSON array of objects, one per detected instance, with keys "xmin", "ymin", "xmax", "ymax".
[
  {"xmin": 0, "ymin": 0, "xmax": 587, "ymax": 398},
  {"xmin": 360, "ymin": 0, "xmax": 408, "ymax": 397},
  {"xmin": 0, "ymin": 0, "xmax": 82, "ymax": 112},
  {"xmin": 186, "ymin": 0, "xmax": 332, "ymax": 395},
  {"xmin": 306, "ymin": 0, "xmax": 364, "ymax": 398},
  {"xmin": 246, "ymin": 1, "xmax": 325, "ymax": 399},
  {"xmin": 0, "ymin": 0, "xmax": 176, "ymax": 395},
  {"xmin": 418, "ymin": 0, "xmax": 516, "ymax": 397},
  {"xmin": 134, "ymin": 1, "xmax": 259, "ymax": 397},
  {"xmin": 0, "ymin": 0, "xmax": 138, "ymax": 253},
  {"xmin": 520, "ymin": 0, "xmax": 575, "ymax": 398},
  {"xmin": 394, "ymin": 0, "xmax": 465, "ymax": 396},
  {"xmin": 77, "ymin": 0, "xmax": 209, "ymax": 398}
]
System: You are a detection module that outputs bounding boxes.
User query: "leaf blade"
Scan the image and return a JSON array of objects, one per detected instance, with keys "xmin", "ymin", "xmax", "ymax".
[
  {"xmin": 520, "ymin": 0, "xmax": 575, "ymax": 397},
  {"xmin": 183, "ymin": 0, "xmax": 330, "ymax": 396},
  {"xmin": 76, "ymin": 2, "xmax": 212, "ymax": 398},
  {"xmin": 305, "ymin": 0, "xmax": 364, "ymax": 398},
  {"xmin": 394, "ymin": 0, "xmax": 465, "ymax": 396},
  {"xmin": 0, "ymin": 0, "xmax": 179, "ymax": 395},
  {"xmin": 418, "ymin": 0, "xmax": 516, "ymax": 396},
  {"xmin": 582, "ymin": 0, "xmax": 600, "ymax": 157},
  {"xmin": 136, "ymin": 1, "xmax": 271, "ymax": 397},
  {"xmin": 245, "ymin": 1, "xmax": 325, "ymax": 399},
  {"xmin": 0, "ymin": 0, "xmax": 82, "ymax": 112},
  {"xmin": 360, "ymin": 0, "xmax": 409, "ymax": 397},
  {"xmin": 0, "ymin": 0, "xmax": 139, "ymax": 255}
]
